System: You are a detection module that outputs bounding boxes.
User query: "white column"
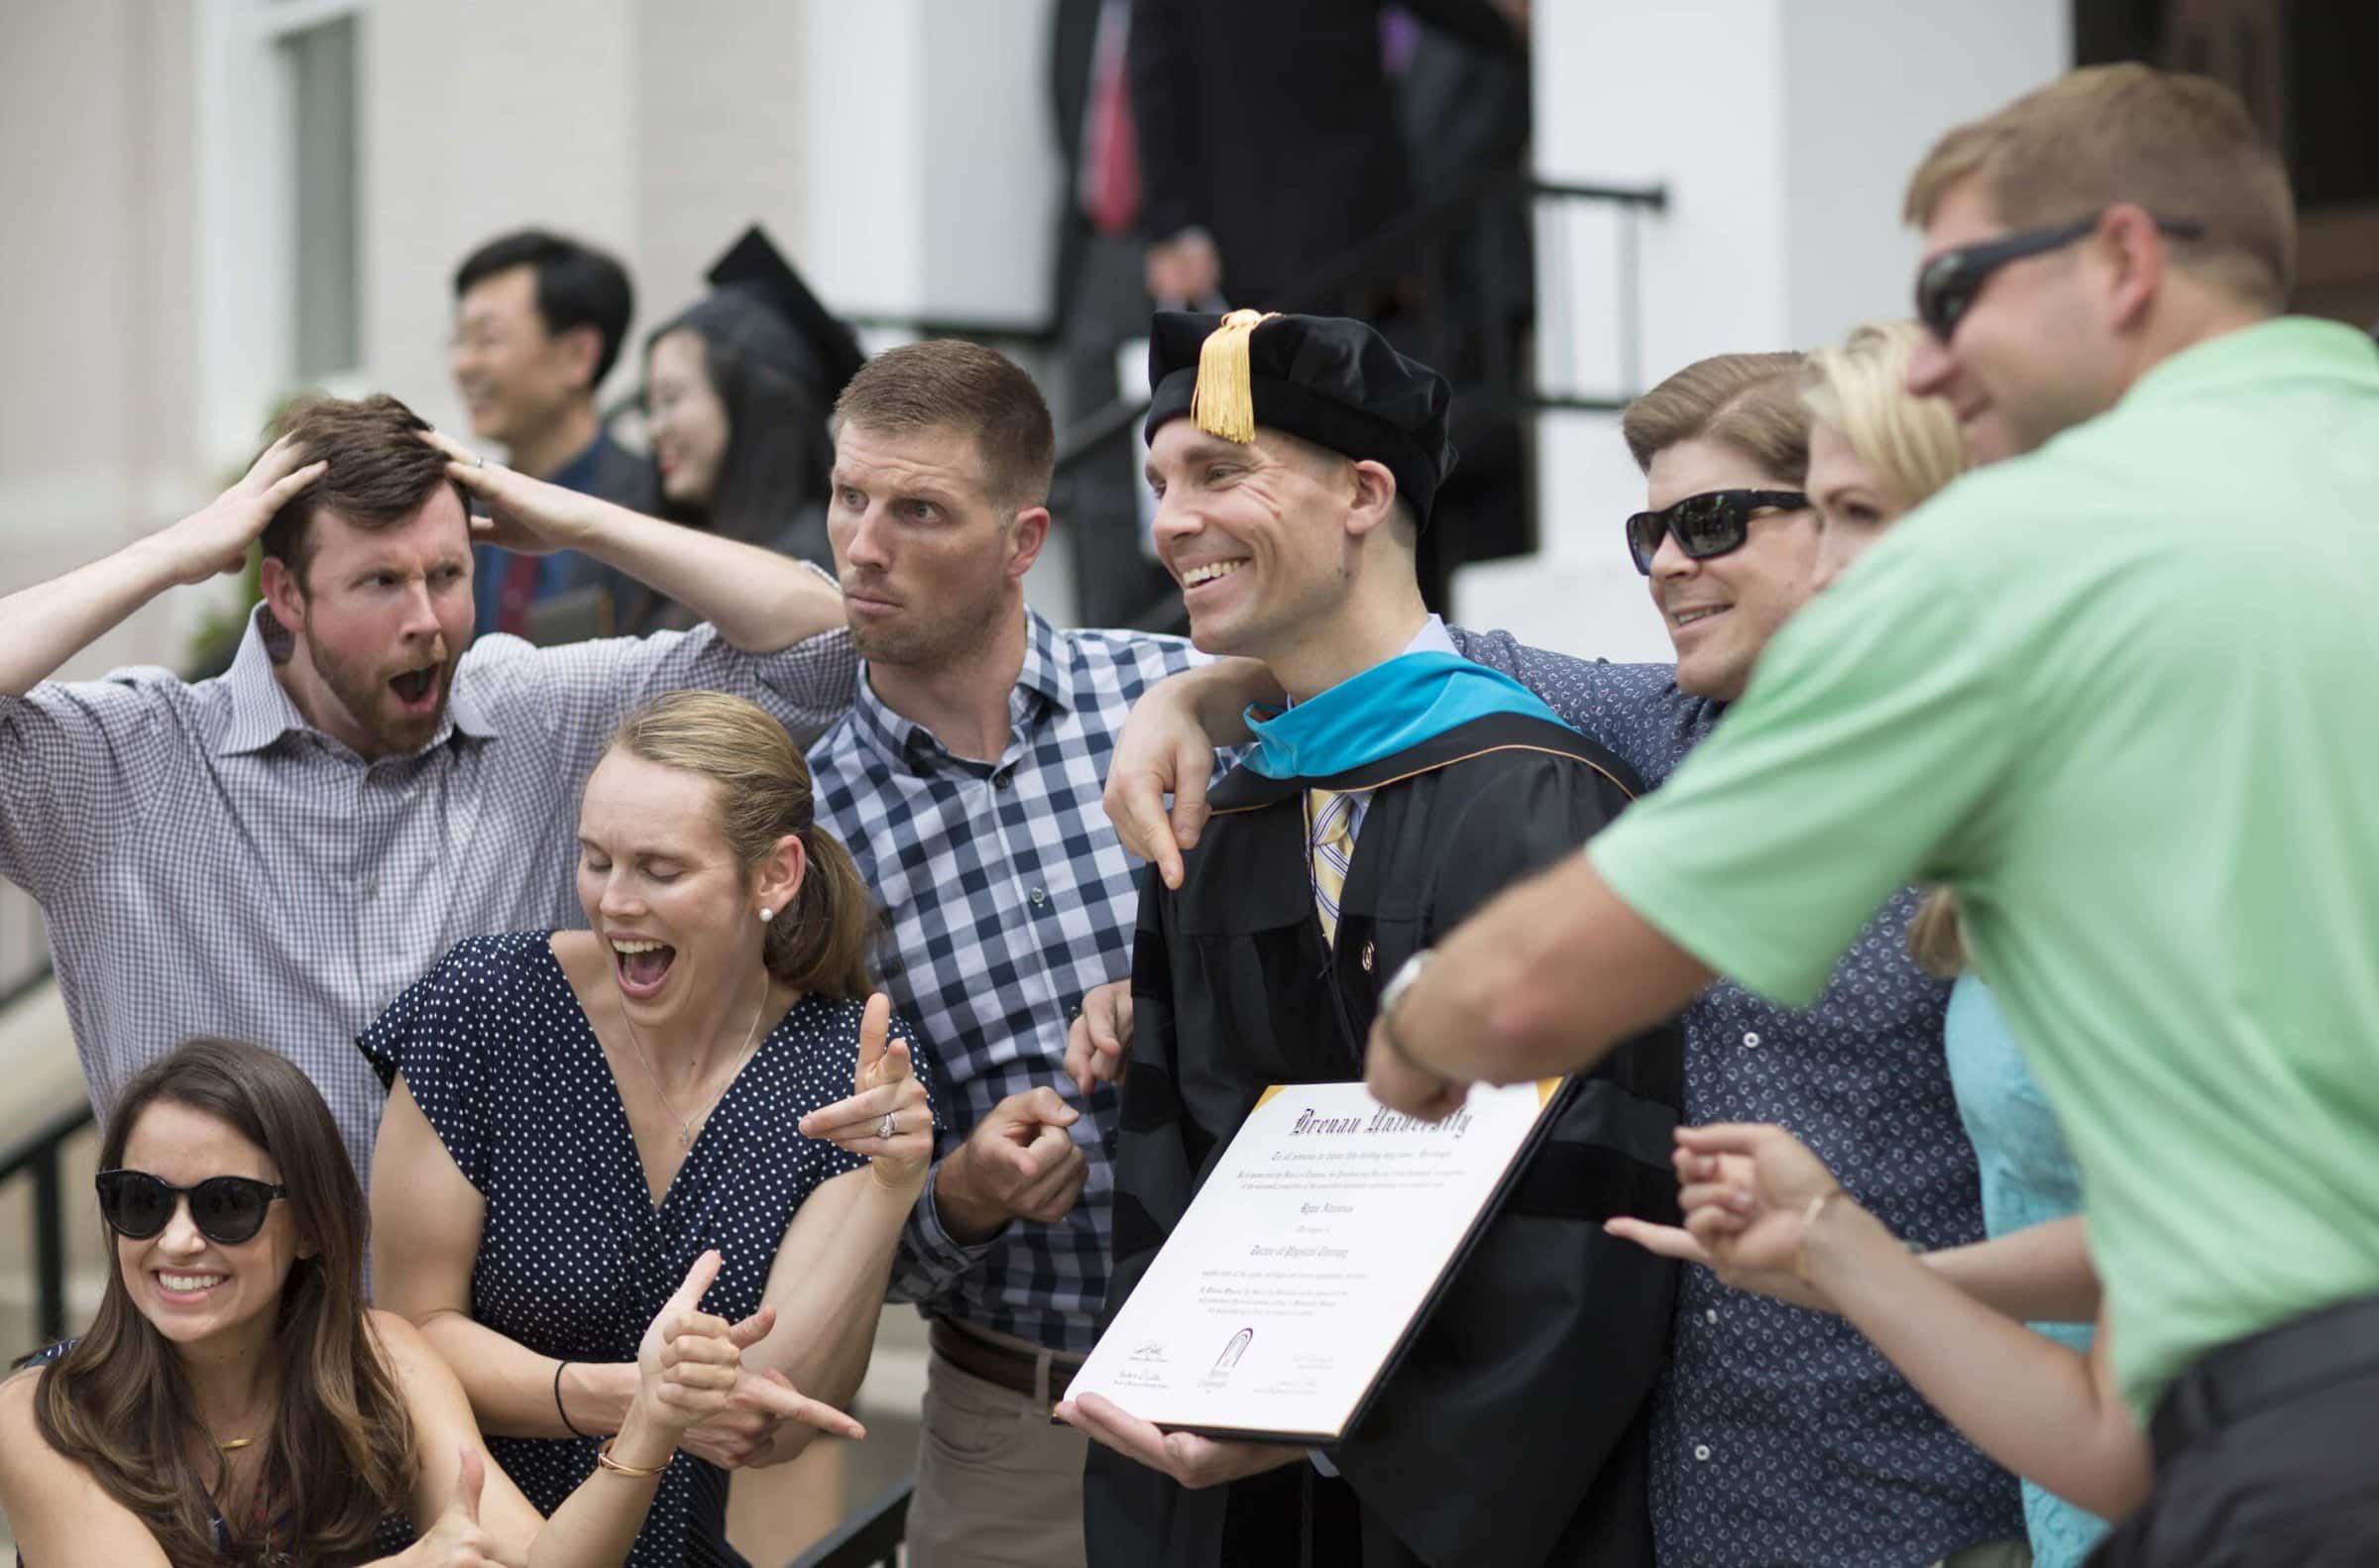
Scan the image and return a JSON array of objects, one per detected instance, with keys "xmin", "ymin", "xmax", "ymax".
[{"xmin": 1454, "ymin": 0, "xmax": 2067, "ymax": 663}]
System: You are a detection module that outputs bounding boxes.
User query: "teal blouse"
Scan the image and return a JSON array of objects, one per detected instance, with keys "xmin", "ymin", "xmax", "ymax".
[{"xmin": 1942, "ymin": 975, "xmax": 2109, "ymax": 1568}]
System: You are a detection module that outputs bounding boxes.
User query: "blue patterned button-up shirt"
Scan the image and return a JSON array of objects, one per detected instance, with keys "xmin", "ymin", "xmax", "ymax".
[
  {"xmin": 1450, "ymin": 628, "xmax": 2023, "ymax": 1568},
  {"xmin": 807, "ymin": 611, "xmax": 1207, "ymax": 1354}
]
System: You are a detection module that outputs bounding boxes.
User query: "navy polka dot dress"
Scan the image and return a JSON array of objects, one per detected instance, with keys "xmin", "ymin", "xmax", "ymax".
[{"xmin": 360, "ymin": 931, "xmax": 941, "ymax": 1567}]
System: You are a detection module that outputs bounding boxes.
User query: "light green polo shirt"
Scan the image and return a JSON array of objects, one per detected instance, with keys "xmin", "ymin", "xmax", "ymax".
[{"xmin": 1589, "ymin": 317, "xmax": 2379, "ymax": 1417}]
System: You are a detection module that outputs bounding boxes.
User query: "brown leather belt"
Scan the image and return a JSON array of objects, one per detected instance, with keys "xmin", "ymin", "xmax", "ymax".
[{"xmin": 929, "ymin": 1318, "xmax": 1084, "ymax": 1400}]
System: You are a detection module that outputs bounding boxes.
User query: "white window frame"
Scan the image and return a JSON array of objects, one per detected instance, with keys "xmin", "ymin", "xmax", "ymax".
[{"xmin": 193, "ymin": 0, "xmax": 369, "ymax": 469}]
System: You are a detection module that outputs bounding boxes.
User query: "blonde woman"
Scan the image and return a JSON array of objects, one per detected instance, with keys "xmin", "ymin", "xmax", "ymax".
[
  {"xmin": 1624, "ymin": 322, "xmax": 2119, "ymax": 1564},
  {"xmin": 365, "ymin": 691, "xmax": 944, "ymax": 1567}
]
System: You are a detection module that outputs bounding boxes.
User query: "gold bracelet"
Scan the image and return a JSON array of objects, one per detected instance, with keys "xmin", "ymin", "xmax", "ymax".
[{"xmin": 593, "ymin": 1436, "xmax": 670, "ymax": 1479}]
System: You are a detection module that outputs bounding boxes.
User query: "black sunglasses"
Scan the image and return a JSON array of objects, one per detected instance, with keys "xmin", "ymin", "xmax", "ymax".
[
  {"xmin": 1915, "ymin": 210, "xmax": 2207, "ymax": 342},
  {"xmin": 96, "ymin": 1169, "xmax": 288, "ymax": 1246},
  {"xmin": 1625, "ymin": 490, "xmax": 1808, "ymax": 575}
]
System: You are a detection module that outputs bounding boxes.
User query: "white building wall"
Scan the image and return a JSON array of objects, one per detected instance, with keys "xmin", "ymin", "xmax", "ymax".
[
  {"xmin": 0, "ymin": 0, "xmax": 1065, "ymax": 669},
  {"xmin": 4, "ymin": 1, "xmax": 2071, "ymax": 676},
  {"xmin": 362, "ymin": 0, "xmax": 644, "ymax": 438},
  {"xmin": 1778, "ymin": 0, "xmax": 2073, "ymax": 350},
  {"xmin": 1, "ymin": 0, "xmax": 206, "ymax": 679},
  {"xmin": 1455, "ymin": 0, "xmax": 2068, "ymax": 664}
]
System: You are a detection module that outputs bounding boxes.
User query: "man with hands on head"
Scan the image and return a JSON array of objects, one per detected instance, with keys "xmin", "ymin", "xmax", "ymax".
[
  {"xmin": 1367, "ymin": 65, "xmax": 2379, "ymax": 1563},
  {"xmin": 0, "ymin": 391, "xmax": 853, "ymax": 1180},
  {"xmin": 1063, "ymin": 308, "xmax": 1682, "ymax": 1568},
  {"xmin": 801, "ymin": 340, "xmax": 1216, "ymax": 1568}
]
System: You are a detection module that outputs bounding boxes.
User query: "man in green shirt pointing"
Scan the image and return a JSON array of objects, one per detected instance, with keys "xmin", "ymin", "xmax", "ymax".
[{"xmin": 1366, "ymin": 63, "xmax": 2379, "ymax": 1562}]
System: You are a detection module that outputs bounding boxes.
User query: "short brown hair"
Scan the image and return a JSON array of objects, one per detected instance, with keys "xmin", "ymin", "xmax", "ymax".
[
  {"xmin": 1621, "ymin": 352, "xmax": 1809, "ymax": 481},
  {"xmin": 262, "ymin": 393, "xmax": 469, "ymax": 585},
  {"xmin": 833, "ymin": 340, "xmax": 1056, "ymax": 512},
  {"xmin": 607, "ymin": 692, "xmax": 878, "ymax": 999},
  {"xmin": 1903, "ymin": 64, "xmax": 2295, "ymax": 310}
]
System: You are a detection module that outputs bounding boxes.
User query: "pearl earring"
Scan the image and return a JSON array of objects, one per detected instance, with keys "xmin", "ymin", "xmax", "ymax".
[{"xmin": 758, "ymin": 907, "xmax": 774, "ymax": 924}]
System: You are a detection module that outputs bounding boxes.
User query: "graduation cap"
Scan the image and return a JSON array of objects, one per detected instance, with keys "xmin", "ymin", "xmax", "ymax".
[
  {"xmin": 704, "ymin": 224, "xmax": 867, "ymax": 401},
  {"xmin": 1145, "ymin": 309, "xmax": 1458, "ymax": 526}
]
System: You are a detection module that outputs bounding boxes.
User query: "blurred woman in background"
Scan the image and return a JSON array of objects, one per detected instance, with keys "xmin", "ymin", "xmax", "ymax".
[{"xmin": 626, "ymin": 288, "xmax": 839, "ymax": 632}]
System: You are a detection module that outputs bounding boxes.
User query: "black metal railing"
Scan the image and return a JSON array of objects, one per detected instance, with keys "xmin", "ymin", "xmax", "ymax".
[
  {"xmin": 0, "ymin": 877, "xmax": 85, "ymax": 1352},
  {"xmin": 0, "ymin": 1091, "xmax": 86, "ymax": 1349},
  {"xmin": 786, "ymin": 1475, "xmax": 912, "ymax": 1568}
]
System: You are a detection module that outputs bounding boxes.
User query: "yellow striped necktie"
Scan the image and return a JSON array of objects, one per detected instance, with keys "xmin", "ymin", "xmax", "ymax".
[{"xmin": 1306, "ymin": 787, "xmax": 1362, "ymax": 948}]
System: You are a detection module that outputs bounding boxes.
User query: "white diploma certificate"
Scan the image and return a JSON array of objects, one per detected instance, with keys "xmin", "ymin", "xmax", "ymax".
[{"xmin": 1066, "ymin": 1077, "xmax": 1562, "ymax": 1444}]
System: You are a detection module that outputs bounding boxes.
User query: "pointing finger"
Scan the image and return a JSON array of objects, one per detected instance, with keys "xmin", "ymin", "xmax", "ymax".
[
  {"xmin": 1110, "ymin": 769, "xmax": 1184, "ymax": 890},
  {"xmin": 452, "ymin": 1442, "xmax": 485, "ymax": 1525},
  {"xmin": 1023, "ymin": 1086, "xmax": 1080, "ymax": 1127},
  {"xmin": 1065, "ymin": 1018, "xmax": 1097, "ymax": 1098},
  {"xmin": 854, "ymin": 994, "xmax": 891, "ymax": 1087},
  {"xmin": 1168, "ymin": 738, "xmax": 1213, "ymax": 858},
  {"xmin": 1604, "ymin": 1217, "xmax": 1718, "ymax": 1266},
  {"xmin": 663, "ymin": 1249, "xmax": 724, "ymax": 1318},
  {"xmin": 749, "ymin": 1370, "xmax": 866, "ymax": 1440},
  {"xmin": 1674, "ymin": 1123, "xmax": 1786, "ymax": 1158},
  {"xmin": 1089, "ymin": 990, "xmax": 1131, "ymax": 1055},
  {"xmin": 726, "ymin": 1303, "xmax": 777, "ymax": 1350}
]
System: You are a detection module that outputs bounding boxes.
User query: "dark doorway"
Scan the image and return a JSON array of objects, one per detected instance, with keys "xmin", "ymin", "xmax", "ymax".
[{"xmin": 2072, "ymin": 0, "xmax": 2379, "ymax": 327}]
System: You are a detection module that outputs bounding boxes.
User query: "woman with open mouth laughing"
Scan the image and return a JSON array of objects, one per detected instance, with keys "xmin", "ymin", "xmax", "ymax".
[
  {"xmin": 0, "ymin": 1037, "xmax": 767, "ymax": 1565},
  {"xmin": 363, "ymin": 690, "xmax": 943, "ymax": 1567}
]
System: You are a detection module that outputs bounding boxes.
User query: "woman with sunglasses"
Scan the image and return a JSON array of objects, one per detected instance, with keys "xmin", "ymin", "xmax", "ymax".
[
  {"xmin": 362, "ymin": 691, "xmax": 942, "ymax": 1567},
  {"xmin": 0, "ymin": 1037, "xmax": 769, "ymax": 1566},
  {"xmin": 1618, "ymin": 322, "xmax": 2121, "ymax": 1566}
]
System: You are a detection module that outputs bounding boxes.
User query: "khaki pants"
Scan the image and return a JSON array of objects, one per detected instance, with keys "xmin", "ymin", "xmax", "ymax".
[{"xmin": 906, "ymin": 1348, "xmax": 1089, "ymax": 1568}]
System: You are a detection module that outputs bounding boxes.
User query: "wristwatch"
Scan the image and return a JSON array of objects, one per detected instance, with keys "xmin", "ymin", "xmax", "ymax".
[{"xmin": 1380, "ymin": 950, "xmax": 1432, "ymax": 1023}]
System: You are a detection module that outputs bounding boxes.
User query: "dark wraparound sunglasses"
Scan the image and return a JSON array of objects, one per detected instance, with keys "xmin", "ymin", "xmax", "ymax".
[
  {"xmin": 1625, "ymin": 490, "xmax": 1808, "ymax": 575},
  {"xmin": 1915, "ymin": 210, "xmax": 2207, "ymax": 342},
  {"xmin": 96, "ymin": 1169, "xmax": 288, "ymax": 1246}
]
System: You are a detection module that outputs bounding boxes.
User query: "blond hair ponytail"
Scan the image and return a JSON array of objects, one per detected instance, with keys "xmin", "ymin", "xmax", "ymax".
[{"xmin": 607, "ymin": 691, "xmax": 879, "ymax": 998}]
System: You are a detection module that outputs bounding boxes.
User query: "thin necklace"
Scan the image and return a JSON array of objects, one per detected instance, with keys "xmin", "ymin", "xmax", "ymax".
[
  {"xmin": 197, "ymin": 1382, "xmax": 275, "ymax": 1453},
  {"xmin": 619, "ymin": 970, "xmax": 771, "ymax": 1148}
]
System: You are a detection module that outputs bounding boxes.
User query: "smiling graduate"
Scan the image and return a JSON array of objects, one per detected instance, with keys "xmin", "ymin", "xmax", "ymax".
[{"xmin": 1065, "ymin": 311, "xmax": 1685, "ymax": 1568}]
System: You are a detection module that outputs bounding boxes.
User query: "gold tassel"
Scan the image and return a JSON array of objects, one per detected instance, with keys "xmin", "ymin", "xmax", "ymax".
[{"xmin": 1191, "ymin": 309, "xmax": 1277, "ymax": 444}]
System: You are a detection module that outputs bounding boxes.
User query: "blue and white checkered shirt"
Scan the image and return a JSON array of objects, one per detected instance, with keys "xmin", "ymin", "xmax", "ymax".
[
  {"xmin": 0, "ymin": 603, "xmax": 857, "ymax": 1180},
  {"xmin": 807, "ymin": 611, "xmax": 1207, "ymax": 1354}
]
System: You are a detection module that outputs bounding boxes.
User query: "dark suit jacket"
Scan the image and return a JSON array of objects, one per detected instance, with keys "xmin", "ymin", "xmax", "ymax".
[
  {"xmin": 1127, "ymin": 0, "xmax": 1516, "ymax": 310},
  {"xmin": 1051, "ymin": 0, "xmax": 1103, "ymax": 313}
]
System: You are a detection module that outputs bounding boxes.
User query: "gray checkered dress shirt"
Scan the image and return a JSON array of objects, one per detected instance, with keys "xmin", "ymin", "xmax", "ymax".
[
  {"xmin": 0, "ymin": 604, "xmax": 857, "ymax": 1181},
  {"xmin": 808, "ymin": 611, "xmax": 1208, "ymax": 1355}
]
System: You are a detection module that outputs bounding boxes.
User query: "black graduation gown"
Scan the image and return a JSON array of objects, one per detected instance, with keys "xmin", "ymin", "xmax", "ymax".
[{"xmin": 1085, "ymin": 711, "xmax": 1685, "ymax": 1568}]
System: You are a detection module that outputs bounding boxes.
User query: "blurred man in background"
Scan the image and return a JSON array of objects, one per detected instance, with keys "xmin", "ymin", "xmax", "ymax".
[{"xmin": 449, "ymin": 228, "xmax": 657, "ymax": 638}]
